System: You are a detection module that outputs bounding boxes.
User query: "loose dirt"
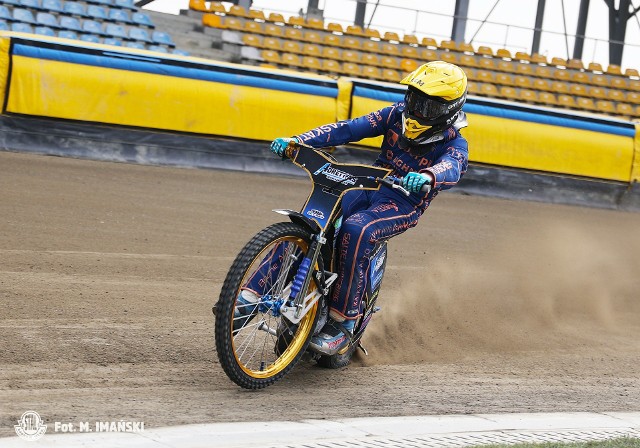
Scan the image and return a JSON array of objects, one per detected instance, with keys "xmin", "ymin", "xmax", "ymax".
[{"xmin": 1, "ymin": 151, "xmax": 638, "ymax": 436}]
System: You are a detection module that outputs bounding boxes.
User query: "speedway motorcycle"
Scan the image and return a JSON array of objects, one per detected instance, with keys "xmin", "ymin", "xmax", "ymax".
[{"xmin": 213, "ymin": 141, "xmax": 425, "ymax": 389}]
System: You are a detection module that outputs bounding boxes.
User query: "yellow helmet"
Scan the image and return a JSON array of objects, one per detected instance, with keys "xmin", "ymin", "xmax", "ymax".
[{"xmin": 399, "ymin": 61, "xmax": 467, "ymax": 147}]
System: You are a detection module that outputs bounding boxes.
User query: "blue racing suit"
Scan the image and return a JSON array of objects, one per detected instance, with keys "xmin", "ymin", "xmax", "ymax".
[{"xmin": 293, "ymin": 101, "xmax": 469, "ymax": 322}]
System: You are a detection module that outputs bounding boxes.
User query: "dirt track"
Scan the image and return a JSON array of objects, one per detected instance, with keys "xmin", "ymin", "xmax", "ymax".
[{"xmin": 1, "ymin": 150, "xmax": 639, "ymax": 436}]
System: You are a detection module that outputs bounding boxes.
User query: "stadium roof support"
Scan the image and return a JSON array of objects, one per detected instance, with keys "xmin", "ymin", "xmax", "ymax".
[
  {"xmin": 573, "ymin": 0, "xmax": 590, "ymax": 60},
  {"xmin": 605, "ymin": 0, "xmax": 640, "ymax": 66},
  {"xmin": 452, "ymin": 0, "xmax": 470, "ymax": 42},
  {"xmin": 531, "ymin": 0, "xmax": 546, "ymax": 55},
  {"xmin": 354, "ymin": 0, "xmax": 367, "ymax": 28}
]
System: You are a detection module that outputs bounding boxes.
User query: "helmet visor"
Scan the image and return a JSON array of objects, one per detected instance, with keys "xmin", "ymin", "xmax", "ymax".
[{"xmin": 405, "ymin": 89, "xmax": 449, "ymax": 120}]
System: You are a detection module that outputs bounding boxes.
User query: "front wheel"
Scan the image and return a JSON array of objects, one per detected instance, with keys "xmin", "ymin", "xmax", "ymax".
[{"xmin": 214, "ymin": 222, "xmax": 321, "ymax": 389}]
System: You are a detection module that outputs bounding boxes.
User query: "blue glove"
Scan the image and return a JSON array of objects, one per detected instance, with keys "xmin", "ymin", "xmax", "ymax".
[
  {"xmin": 270, "ymin": 137, "xmax": 298, "ymax": 158},
  {"xmin": 402, "ymin": 172, "xmax": 433, "ymax": 194}
]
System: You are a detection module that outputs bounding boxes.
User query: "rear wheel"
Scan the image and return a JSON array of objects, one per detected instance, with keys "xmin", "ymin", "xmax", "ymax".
[
  {"xmin": 214, "ymin": 222, "xmax": 320, "ymax": 389},
  {"xmin": 317, "ymin": 343, "xmax": 358, "ymax": 369}
]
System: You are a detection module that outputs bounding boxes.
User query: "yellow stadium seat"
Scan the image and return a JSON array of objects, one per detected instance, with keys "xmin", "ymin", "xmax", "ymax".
[
  {"xmin": 382, "ymin": 69, "xmax": 401, "ymax": 82},
  {"xmin": 495, "ymin": 73, "xmax": 514, "ymax": 86},
  {"xmin": 261, "ymin": 50, "xmax": 280, "ymax": 64},
  {"xmin": 263, "ymin": 24, "xmax": 283, "ymax": 37},
  {"xmin": 538, "ymin": 92, "xmax": 557, "ymax": 105},
  {"xmin": 629, "ymin": 80, "xmax": 640, "ymax": 91},
  {"xmin": 365, "ymin": 28, "xmax": 381, "ymax": 39},
  {"xmin": 624, "ymin": 68, "xmax": 639, "ymax": 78},
  {"xmin": 380, "ymin": 56, "xmax": 399, "ymax": 69},
  {"xmin": 557, "ymin": 94, "xmax": 577, "ymax": 109},
  {"xmin": 591, "ymin": 74, "xmax": 608, "ymax": 87},
  {"xmin": 499, "ymin": 86, "xmax": 518, "ymax": 100},
  {"xmin": 189, "ymin": 0, "xmax": 207, "ymax": 12},
  {"xmin": 400, "ymin": 59, "xmax": 419, "ymax": 72},
  {"xmin": 550, "ymin": 57, "xmax": 567, "ymax": 67},
  {"xmin": 302, "ymin": 56, "xmax": 321, "ymax": 71},
  {"xmin": 587, "ymin": 62, "xmax": 604, "ymax": 72},
  {"xmin": 421, "ymin": 37, "xmax": 438, "ymax": 48},
  {"xmin": 362, "ymin": 65, "xmax": 382, "ymax": 79},
  {"xmin": 262, "ymin": 37, "xmax": 281, "ymax": 51},
  {"xmin": 323, "ymin": 34, "xmax": 341, "ymax": 47},
  {"xmin": 266, "ymin": 12, "xmax": 285, "ymax": 24},
  {"xmin": 553, "ymin": 69, "xmax": 571, "ymax": 82},
  {"xmin": 569, "ymin": 84, "xmax": 589, "ymax": 97},
  {"xmin": 608, "ymin": 90, "xmax": 625, "ymax": 102},
  {"xmin": 326, "ymin": 22, "xmax": 343, "ymax": 34},
  {"xmin": 439, "ymin": 52, "xmax": 457, "ymax": 64},
  {"xmin": 202, "ymin": 14, "xmax": 224, "ymax": 28},
  {"xmin": 520, "ymin": 89, "xmax": 538, "ymax": 103},
  {"xmin": 476, "ymin": 70, "xmax": 495, "ymax": 83},
  {"xmin": 606, "ymin": 64, "xmax": 622, "ymax": 75},
  {"xmin": 514, "ymin": 75, "xmax": 533, "ymax": 88},
  {"xmin": 459, "ymin": 54, "xmax": 477, "ymax": 68},
  {"xmin": 224, "ymin": 17, "xmax": 244, "ymax": 31},
  {"xmin": 287, "ymin": 15, "xmax": 305, "ymax": 27},
  {"xmin": 467, "ymin": 80, "xmax": 479, "ymax": 94},
  {"xmin": 532, "ymin": 78, "xmax": 551, "ymax": 91},
  {"xmin": 551, "ymin": 81, "xmax": 569, "ymax": 94},
  {"xmin": 282, "ymin": 40, "xmax": 302, "ymax": 54},
  {"xmin": 496, "ymin": 48, "xmax": 512, "ymax": 59},
  {"xmin": 576, "ymin": 97, "xmax": 597, "ymax": 111},
  {"xmin": 420, "ymin": 49, "xmax": 438, "ymax": 61},
  {"xmin": 567, "ymin": 59, "xmax": 584, "ymax": 70},
  {"xmin": 635, "ymin": 105, "xmax": 640, "ymax": 117},
  {"xmin": 342, "ymin": 62, "xmax": 362, "ymax": 77},
  {"xmin": 596, "ymin": 100, "xmax": 616, "ymax": 114},
  {"xmin": 342, "ymin": 49, "xmax": 361, "ymax": 63},
  {"xmin": 303, "ymin": 30, "xmax": 323, "ymax": 44},
  {"xmin": 589, "ymin": 86, "xmax": 608, "ymax": 99},
  {"xmin": 281, "ymin": 53, "xmax": 302, "ymax": 67},
  {"xmin": 342, "ymin": 36, "xmax": 362, "ymax": 50},
  {"xmin": 496, "ymin": 60, "xmax": 514, "ymax": 73},
  {"xmin": 530, "ymin": 53, "xmax": 548, "ymax": 65},
  {"xmin": 284, "ymin": 27, "xmax": 304, "ymax": 41},
  {"xmin": 627, "ymin": 92, "xmax": 640, "ymax": 104},
  {"xmin": 616, "ymin": 102, "xmax": 633, "ymax": 116},
  {"xmin": 382, "ymin": 31, "xmax": 401, "ymax": 42},
  {"xmin": 242, "ymin": 34, "xmax": 261, "ymax": 48},
  {"xmin": 381, "ymin": 43, "xmax": 400, "ymax": 56},
  {"xmin": 305, "ymin": 17, "xmax": 324, "ymax": 30},
  {"xmin": 534, "ymin": 66, "xmax": 552, "ymax": 78},
  {"xmin": 345, "ymin": 25, "xmax": 365, "ymax": 36},
  {"xmin": 243, "ymin": 20, "xmax": 263, "ymax": 34},
  {"xmin": 480, "ymin": 83, "xmax": 499, "ymax": 97},
  {"xmin": 208, "ymin": 2, "xmax": 226, "ymax": 14},
  {"xmin": 458, "ymin": 42, "xmax": 475, "ymax": 54},
  {"xmin": 515, "ymin": 64, "xmax": 534, "ymax": 76},
  {"xmin": 321, "ymin": 59, "xmax": 341, "ymax": 74},
  {"xmin": 439, "ymin": 40, "xmax": 456, "ymax": 51},
  {"xmin": 610, "ymin": 77, "xmax": 628, "ymax": 90},
  {"xmin": 248, "ymin": 9, "xmax": 265, "ymax": 21},
  {"xmin": 321, "ymin": 46, "xmax": 340, "ymax": 60},
  {"xmin": 477, "ymin": 57, "xmax": 496, "ymax": 70},
  {"xmin": 227, "ymin": 5, "xmax": 248, "ymax": 17},
  {"xmin": 361, "ymin": 41, "xmax": 379, "ymax": 54},
  {"xmin": 302, "ymin": 43, "xmax": 321, "ymax": 57},
  {"xmin": 361, "ymin": 53, "xmax": 381, "ymax": 66},
  {"xmin": 402, "ymin": 34, "xmax": 419, "ymax": 46},
  {"xmin": 475, "ymin": 46, "xmax": 494, "ymax": 57},
  {"xmin": 401, "ymin": 46, "xmax": 419, "ymax": 59},
  {"xmin": 571, "ymin": 72, "xmax": 590, "ymax": 84},
  {"xmin": 514, "ymin": 52, "xmax": 531, "ymax": 62}
]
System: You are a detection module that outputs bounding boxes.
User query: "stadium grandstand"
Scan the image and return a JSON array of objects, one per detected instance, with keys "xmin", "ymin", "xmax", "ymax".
[{"xmin": 0, "ymin": 0, "xmax": 638, "ymax": 119}]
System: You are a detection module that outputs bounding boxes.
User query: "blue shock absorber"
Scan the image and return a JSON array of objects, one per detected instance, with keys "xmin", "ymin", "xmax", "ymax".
[{"xmin": 290, "ymin": 257, "xmax": 311, "ymax": 299}]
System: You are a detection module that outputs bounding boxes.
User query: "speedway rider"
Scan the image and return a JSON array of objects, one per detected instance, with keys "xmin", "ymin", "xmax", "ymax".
[{"xmin": 251, "ymin": 61, "xmax": 469, "ymax": 355}]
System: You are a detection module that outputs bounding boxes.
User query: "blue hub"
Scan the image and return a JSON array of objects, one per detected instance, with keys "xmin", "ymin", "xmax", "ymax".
[{"xmin": 258, "ymin": 295, "xmax": 285, "ymax": 317}]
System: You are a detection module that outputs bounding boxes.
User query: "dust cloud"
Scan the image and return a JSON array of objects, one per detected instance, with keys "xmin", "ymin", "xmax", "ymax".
[{"xmin": 359, "ymin": 218, "xmax": 640, "ymax": 366}]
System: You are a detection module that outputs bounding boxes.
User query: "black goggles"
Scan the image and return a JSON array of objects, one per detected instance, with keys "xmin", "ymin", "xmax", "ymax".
[{"xmin": 404, "ymin": 89, "xmax": 449, "ymax": 120}]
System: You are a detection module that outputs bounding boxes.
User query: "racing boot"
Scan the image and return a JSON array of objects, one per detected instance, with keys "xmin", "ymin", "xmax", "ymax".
[
  {"xmin": 233, "ymin": 289, "xmax": 260, "ymax": 332},
  {"xmin": 309, "ymin": 317, "xmax": 355, "ymax": 355}
]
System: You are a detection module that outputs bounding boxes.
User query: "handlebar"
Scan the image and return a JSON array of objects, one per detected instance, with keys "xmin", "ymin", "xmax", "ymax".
[{"xmin": 370, "ymin": 176, "xmax": 431, "ymax": 197}]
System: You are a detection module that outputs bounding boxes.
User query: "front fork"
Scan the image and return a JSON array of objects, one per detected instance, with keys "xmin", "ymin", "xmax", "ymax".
[{"xmin": 289, "ymin": 230, "xmax": 326, "ymax": 320}]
